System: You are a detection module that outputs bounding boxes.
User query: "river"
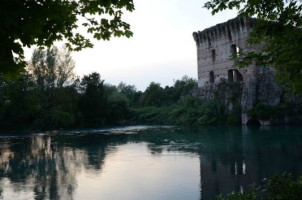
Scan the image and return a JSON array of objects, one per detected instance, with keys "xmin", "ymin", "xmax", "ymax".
[{"xmin": 0, "ymin": 125, "xmax": 302, "ymax": 200}]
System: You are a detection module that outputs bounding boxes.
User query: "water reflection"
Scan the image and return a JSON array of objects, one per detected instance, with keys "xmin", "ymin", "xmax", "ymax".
[{"xmin": 0, "ymin": 126, "xmax": 302, "ymax": 200}]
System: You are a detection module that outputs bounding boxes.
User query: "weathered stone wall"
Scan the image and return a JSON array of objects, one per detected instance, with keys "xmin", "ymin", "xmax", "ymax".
[
  {"xmin": 193, "ymin": 17, "xmax": 258, "ymax": 87},
  {"xmin": 193, "ymin": 16, "xmax": 284, "ymax": 125}
]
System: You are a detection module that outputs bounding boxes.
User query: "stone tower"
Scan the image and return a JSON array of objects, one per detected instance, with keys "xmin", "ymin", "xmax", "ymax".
[{"xmin": 193, "ymin": 16, "xmax": 282, "ymax": 125}]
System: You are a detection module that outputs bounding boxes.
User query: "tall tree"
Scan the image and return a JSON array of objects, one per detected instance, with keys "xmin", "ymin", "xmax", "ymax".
[
  {"xmin": 0, "ymin": 0, "xmax": 134, "ymax": 78},
  {"xmin": 0, "ymin": 73, "xmax": 40, "ymax": 129},
  {"xmin": 26, "ymin": 46, "xmax": 78, "ymax": 129},
  {"xmin": 79, "ymin": 72, "xmax": 107, "ymax": 127},
  {"xmin": 56, "ymin": 46, "xmax": 76, "ymax": 88},
  {"xmin": 143, "ymin": 82, "xmax": 165, "ymax": 107},
  {"xmin": 29, "ymin": 46, "xmax": 75, "ymax": 89},
  {"xmin": 204, "ymin": 0, "xmax": 302, "ymax": 94},
  {"xmin": 172, "ymin": 76, "xmax": 197, "ymax": 102},
  {"xmin": 117, "ymin": 82, "xmax": 137, "ymax": 106}
]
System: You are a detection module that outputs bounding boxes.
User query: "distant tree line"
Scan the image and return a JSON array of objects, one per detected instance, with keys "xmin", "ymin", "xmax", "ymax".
[{"xmin": 3, "ymin": 46, "xmax": 231, "ymax": 131}]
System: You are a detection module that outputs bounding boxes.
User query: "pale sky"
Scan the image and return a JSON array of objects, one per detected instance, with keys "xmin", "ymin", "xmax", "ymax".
[{"xmin": 25, "ymin": 0, "xmax": 237, "ymax": 91}]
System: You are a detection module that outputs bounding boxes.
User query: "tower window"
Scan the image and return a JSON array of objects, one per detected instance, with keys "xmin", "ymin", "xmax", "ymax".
[
  {"xmin": 233, "ymin": 69, "xmax": 243, "ymax": 82},
  {"xmin": 231, "ymin": 44, "xmax": 240, "ymax": 57},
  {"xmin": 212, "ymin": 49, "xmax": 216, "ymax": 62},
  {"xmin": 228, "ymin": 69, "xmax": 243, "ymax": 83}
]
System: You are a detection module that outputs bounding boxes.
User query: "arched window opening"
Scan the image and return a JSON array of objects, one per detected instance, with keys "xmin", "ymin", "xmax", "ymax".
[
  {"xmin": 212, "ymin": 49, "xmax": 216, "ymax": 62},
  {"xmin": 209, "ymin": 71, "xmax": 214, "ymax": 84},
  {"xmin": 236, "ymin": 46, "xmax": 240, "ymax": 56},
  {"xmin": 227, "ymin": 26, "xmax": 232, "ymax": 41},
  {"xmin": 233, "ymin": 69, "xmax": 243, "ymax": 82},
  {"xmin": 228, "ymin": 69, "xmax": 243, "ymax": 83},
  {"xmin": 231, "ymin": 44, "xmax": 236, "ymax": 54},
  {"xmin": 231, "ymin": 44, "xmax": 240, "ymax": 57}
]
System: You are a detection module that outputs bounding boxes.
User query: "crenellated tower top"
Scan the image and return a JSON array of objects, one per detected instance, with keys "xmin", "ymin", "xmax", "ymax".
[{"xmin": 193, "ymin": 16, "xmax": 257, "ymax": 47}]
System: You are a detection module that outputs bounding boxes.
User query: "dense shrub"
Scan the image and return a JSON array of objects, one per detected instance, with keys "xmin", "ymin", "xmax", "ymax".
[
  {"xmin": 131, "ymin": 97, "xmax": 223, "ymax": 126},
  {"xmin": 106, "ymin": 93, "xmax": 130, "ymax": 124},
  {"xmin": 217, "ymin": 173, "xmax": 302, "ymax": 200},
  {"xmin": 227, "ymin": 105, "xmax": 242, "ymax": 125},
  {"xmin": 247, "ymin": 103, "xmax": 293, "ymax": 121}
]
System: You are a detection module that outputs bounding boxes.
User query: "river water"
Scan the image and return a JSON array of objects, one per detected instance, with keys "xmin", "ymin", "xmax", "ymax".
[{"xmin": 0, "ymin": 125, "xmax": 302, "ymax": 200}]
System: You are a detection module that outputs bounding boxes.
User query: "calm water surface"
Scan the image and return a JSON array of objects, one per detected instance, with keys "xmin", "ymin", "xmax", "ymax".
[{"xmin": 0, "ymin": 126, "xmax": 302, "ymax": 200}]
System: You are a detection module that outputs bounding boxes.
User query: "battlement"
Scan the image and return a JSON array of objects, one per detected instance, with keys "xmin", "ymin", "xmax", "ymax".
[
  {"xmin": 193, "ymin": 16, "xmax": 284, "ymax": 125},
  {"xmin": 193, "ymin": 16, "xmax": 256, "ymax": 47},
  {"xmin": 193, "ymin": 16, "xmax": 259, "ymax": 88}
]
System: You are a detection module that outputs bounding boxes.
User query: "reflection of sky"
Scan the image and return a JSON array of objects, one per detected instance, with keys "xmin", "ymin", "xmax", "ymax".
[
  {"xmin": 75, "ymin": 143, "xmax": 200, "ymax": 200},
  {"xmin": 1, "ymin": 126, "xmax": 302, "ymax": 200},
  {"xmin": 1, "ymin": 178, "xmax": 35, "ymax": 200}
]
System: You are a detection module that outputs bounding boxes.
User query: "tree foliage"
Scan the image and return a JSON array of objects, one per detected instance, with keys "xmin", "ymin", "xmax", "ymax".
[
  {"xmin": 28, "ymin": 46, "xmax": 75, "ymax": 89},
  {"xmin": 143, "ymin": 82, "xmax": 165, "ymax": 107},
  {"xmin": 117, "ymin": 82, "xmax": 137, "ymax": 106},
  {"xmin": 170, "ymin": 75, "xmax": 197, "ymax": 102},
  {"xmin": 79, "ymin": 72, "xmax": 107, "ymax": 127},
  {"xmin": 217, "ymin": 173, "xmax": 302, "ymax": 200},
  {"xmin": 0, "ymin": 0, "xmax": 134, "ymax": 78},
  {"xmin": 1, "ymin": 46, "xmax": 252, "ymax": 130},
  {"xmin": 204, "ymin": 0, "xmax": 302, "ymax": 94}
]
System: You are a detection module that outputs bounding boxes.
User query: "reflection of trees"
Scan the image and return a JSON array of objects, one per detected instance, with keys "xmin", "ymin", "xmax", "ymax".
[
  {"xmin": 0, "ymin": 126, "xmax": 302, "ymax": 200},
  {"xmin": 0, "ymin": 134, "xmax": 129, "ymax": 200},
  {"xmin": 135, "ymin": 126, "xmax": 302, "ymax": 200},
  {"xmin": 1, "ymin": 137, "xmax": 75, "ymax": 199}
]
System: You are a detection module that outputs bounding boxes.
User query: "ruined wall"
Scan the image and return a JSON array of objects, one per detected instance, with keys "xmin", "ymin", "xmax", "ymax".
[
  {"xmin": 193, "ymin": 17, "xmax": 258, "ymax": 88},
  {"xmin": 193, "ymin": 16, "xmax": 283, "ymax": 125}
]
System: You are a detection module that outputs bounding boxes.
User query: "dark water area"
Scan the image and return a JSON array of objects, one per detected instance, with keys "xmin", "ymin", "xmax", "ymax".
[{"xmin": 0, "ymin": 125, "xmax": 302, "ymax": 200}]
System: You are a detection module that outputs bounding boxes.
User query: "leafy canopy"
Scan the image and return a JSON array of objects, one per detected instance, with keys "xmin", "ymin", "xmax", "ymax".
[
  {"xmin": 0, "ymin": 0, "xmax": 134, "ymax": 79},
  {"xmin": 28, "ymin": 46, "xmax": 75, "ymax": 88},
  {"xmin": 204, "ymin": 0, "xmax": 302, "ymax": 94},
  {"xmin": 217, "ymin": 173, "xmax": 302, "ymax": 200}
]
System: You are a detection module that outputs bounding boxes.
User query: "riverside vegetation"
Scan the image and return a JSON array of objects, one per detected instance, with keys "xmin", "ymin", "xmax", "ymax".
[
  {"xmin": 217, "ymin": 173, "xmax": 302, "ymax": 200},
  {"xmin": 1, "ymin": 1, "xmax": 301, "ymax": 199},
  {"xmin": 1, "ymin": 46, "xmax": 302, "ymax": 131},
  {"xmin": 0, "ymin": 46, "xmax": 241, "ymax": 131},
  {"xmin": 0, "ymin": 48, "xmax": 301, "ymax": 200}
]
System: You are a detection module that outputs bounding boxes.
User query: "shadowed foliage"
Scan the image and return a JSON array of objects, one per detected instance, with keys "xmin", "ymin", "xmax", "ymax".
[{"xmin": 0, "ymin": 0, "xmax": 134, "ymax": 79}]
